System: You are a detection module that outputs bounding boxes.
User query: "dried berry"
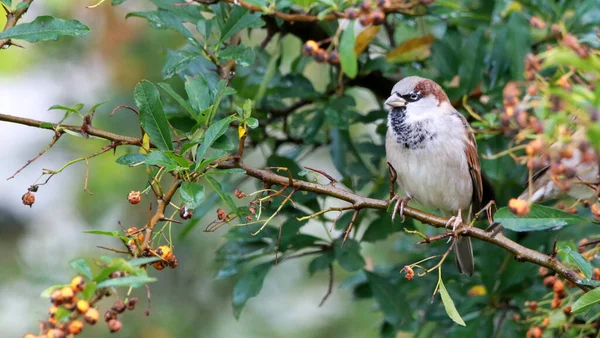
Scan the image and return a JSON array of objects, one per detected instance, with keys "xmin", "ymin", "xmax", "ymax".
[
  {"xmin": 217, "ymin": 208, "xmax": 226, "ymax": 220},
  {"xmin": 553, "ymin": 279, "xmax": 565, "ymax": 293},
  {"xmin": 525, "ymin": 139, "xmax": 544, "ymax": 156},
  {"xmin": 359, "ymin": 0, "xmax": 371, "ymax": 12},
  {"xmin": 551, "ymin": 295, "xmax": 562, "ymax": 309},
  {"xmin": 22, "ymin": 191, "xmax": 35, "ymax": 207},
  {"xmin": 563, "ymin": 305, "xmax": 572, "ymax": 316},
  {"xmin": 508, "ymin": 198, "xmax": 530, "ymax": 216},
  {"xmin": 403, "ymin": 265, "xmax": 414, "ymax": 281},
  {"xmin": 108, "ymin": 319, "xmax": 122, "ymax": 333},
  {"xmin": 112, "ymin": 300, "xmax": 126, "ymax": 314},
  {"xmin": 126, "ymin": 297, "xmax": 138, "ymax": 311},
  {"xmin": 543, "ymin": 275, "xmax": 556, "ymax": 289},
  {"xmin": 63, "ymin": 301, "xmax": 77, "ymax": 311},
  {"xmin": 127, "ymin": 191, "xmax": 142, "ymax": 204},
  {"xmin": 71, "ymin": 276, "xmax": 86, "ymax": 293},
  {"xmin": 314, "ymin": 49, "xmax": 329, "ymax": 63},
  {"xmin": 68, "ymin": 320, "xmax": 83, "ymax": 335},
  {"xmin": 526, "ymin": 300, "xmax": 538, "ymax": 312},
  {"xmin": 328, "ymin": 51, "xmax": 340, "ymax": 65},
  {"xmin": 302, "ymin": 40, "xmax": 319, "ymax": 56},
  {"xmin": 179, "ymin": 206, "xmax": 193, "ymax": 220},
  {"xmin": 153, "ymin": 261, "xmax": 165, "ymax": 271},
  {"xmin": 84, "ymin": 308, "xmax": 99, "ymax": 325},
  {"xmin": 234, "ymin": 189, "xmax": 246, "ymax": 199},
  {"xmin": 370, "ymin": 10, "xmax": 386, "ymax": 25},
  {"xmin": 345, "ymin": 7, "xmax": 359, "ymax": 19},
  {"xmin": 359, "ymin": 13, "xmax": 372, "ymax": 26},
  {"xmin": 157, "ymin": 245, "xmax": 173, "ymax": 261},
  {"xmin": 104, "ymin": 310, "xmax": 117, "ymax": 322}
]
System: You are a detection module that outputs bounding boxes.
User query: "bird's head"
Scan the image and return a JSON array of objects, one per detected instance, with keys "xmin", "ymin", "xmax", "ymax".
[{"xmin": 385, "ymin": 76, "xmax": 450, "ymax": 115}]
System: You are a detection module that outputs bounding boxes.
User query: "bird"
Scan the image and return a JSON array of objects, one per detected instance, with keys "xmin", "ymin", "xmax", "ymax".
[
  {"xmin": 384, "ymin": 76, "xmax": 488, "ymax": 277},
  {"xmin": 518, "ymin": 130, "xmax": 599, "ymax": 203}
]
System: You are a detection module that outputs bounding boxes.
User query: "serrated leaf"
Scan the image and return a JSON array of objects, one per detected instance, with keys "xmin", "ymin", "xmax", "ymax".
[
  {"xmin": 134, "ymin": 80, "xmax": 173, "ymax": 151},
  {"xmin": 69, "ymin": 258, "xmax": 93, "ymax": 280},
  {"xmin": 339, "ymin": 21, "xmax": 357, "ymax": 78},
  {"xmin": 116, "ymin": 153, "xmax": 146, "ymax": 166},
  {"xmin": 561, "ymin": 245, "xmax": 593, "ymax": 279},
  {"xmin": 386, "ymin": 35, "xmax": 435, "ymax": 63},
  {"xmin": 572, "ymin": 287, "xmax": 600, "ymax": 314},
  {"xmin": 438, "ymin": 279, "xmax": 466, "ymax": 326},
  {"xmin": 97, "ymin": 276, "xmax": 157, "ymax": 288},
  {"xmin": 219, "ymin": 7, "xmax": 264, "ymax": 43},
  {"xmin": 333, "ymin": 238, "xmax": 365, "ymax": 271},
  {"xmin": 232, "ymin": 262, "xmax": 272, "ymax": 319},
  {"xmin": 205, "ymin": 176, "xmax": 238, "ymax": 215},
  {"xmin": 180, "ymin": 182, "xmax": 205, "ymax": 209},
  {"xmin": 193, "ymin": 116, "xmax": 234, "ymax": 169},
  {"xmin": 158, "ymin": 82, "xmax": 196, "ymax": 118},
  {"xmin": 495, "ymin": 204, "xmax": 590, "ymax": 232},
  {"xmin": 0, "ymin": 16, "xmax": 90, "ymax": 43}
]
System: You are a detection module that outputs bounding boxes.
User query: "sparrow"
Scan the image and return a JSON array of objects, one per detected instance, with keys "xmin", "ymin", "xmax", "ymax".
[
  {"xmin": 384, "ymin": 76, "xmax": 485, "ymax": 277},
  {"xmin": 518, "ymin": 130, "xmax": 599, "ymax": 203}
]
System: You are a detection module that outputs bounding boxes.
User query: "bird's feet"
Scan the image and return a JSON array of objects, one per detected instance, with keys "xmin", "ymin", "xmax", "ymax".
[
  {"xmin": 390, "ymin": 195, "xmax": 411, "ymax": 222},
  {"xmin": 444, "ymin": 209, "xmax": 464, "ymax": 242}
]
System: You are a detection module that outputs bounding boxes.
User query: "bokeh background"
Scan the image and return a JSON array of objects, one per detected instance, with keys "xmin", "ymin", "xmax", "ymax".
[{"xmin": 0, "ymin": 1, "xmax": 398, "ymax": 337}]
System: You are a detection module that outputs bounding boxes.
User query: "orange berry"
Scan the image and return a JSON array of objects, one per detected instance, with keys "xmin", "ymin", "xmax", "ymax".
[
  {"xmin": 359, "ymin": 13, "xmax": 372, "ymax": 26},
  {"xmin": 76, "ymin": 300, "xmax": 90, "ymax": 313},
  {"xmin": 538, "ymin": 267, "xmax": 548, "ymax": 277},
  {"xmin": 84, "ymin": 308, "xmax": 99, "ymax": 325},
  {"xmin": 526, "ymin": 326, "xmax": 542, "ymax": 338},
  {"xmin": 526, "ymin": 300, "xmax": 538, "ymax": 312},
  {"xmin": 68, "ymin": 320, "xmax": 83, "ymax": 335},
  {"xmin": 156, "ymin": 246, "xmax": 173, "ymax": 261},
  {"xmin": 50, "ymin": 289, "xmax": 63, "ymax": 305},
  {"xmin": 403, "ymin": 265, "xmax": 414, "ymax": 281},
  {"xmin": 49, "ymin": 305, "xmax": 59, "ymax": 316},
  {"xmin": 153, "ymin": 261, "xmax": 165, "ymax": 270},
  {"xmin": 508, "ymin": 198, "xmax": 530, "ymax": 216},
  {"xmin": 543, "ymin": 275, "xmax": 556, "ymax": 289},
  {"xmin": 24, "ymin": 334, "xmax": 37, "ymax": 338},
  {"xmin": 302, "ymin": 40, "xmax": 319, "ymax": 56},
  {"xmin": 217, "ymin": 208, "xmax": 226, "ymax": 220},
  {"xmin": 553, "ymin": 279, "xmax": 565, "ymax": 293},
  {"xmin": 314, "ymin": 49, "xmax": 329, "ymax": 63},
  {"xmin": 127, "ymin": 191, "xmax": 141, "ymax": 204},
  {"xmin": 541, "ymin": 317, "xmax": 549, "ymax": 328},
  {"xmin": 370, "ymin": 9, "xmax": 386, "ymax": 25},
  {"xmin": 563, "ymin": 305, "xmax": 572, "ymax": 316},
  {"xmin": 70, "ymin": 276, "xmax": 86, "ymax": 293},
  {"xmin": 46, "ymin": 329, "xmax": 66, "ymax": 338},
  {"xmin": 551, "ymin": 295, "xmax": 562, "ymax": 309},
  {"xmin": 22, "ymin": 192, "xmax": 35, "ymax": 207}
]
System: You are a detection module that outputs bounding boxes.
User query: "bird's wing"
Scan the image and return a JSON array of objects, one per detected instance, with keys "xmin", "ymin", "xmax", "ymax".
[{"xmin": 454, "ymin": 111, "xmax": 483, "ymax": 212}]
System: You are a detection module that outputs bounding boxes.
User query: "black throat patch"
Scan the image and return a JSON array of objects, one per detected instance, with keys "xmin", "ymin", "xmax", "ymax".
[{"xmin": 388, "ymin": 107, "xmax": 436, "ymax": 149}]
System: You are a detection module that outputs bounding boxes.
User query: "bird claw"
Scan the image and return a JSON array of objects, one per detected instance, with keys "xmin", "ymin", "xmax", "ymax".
[
  {"xmin": 391, "ymin": 195, "xmax": 411, "ymax": 222},
  {"xmin": 444, "ymin": 210, "xmax": 463, "ymax": 243}
]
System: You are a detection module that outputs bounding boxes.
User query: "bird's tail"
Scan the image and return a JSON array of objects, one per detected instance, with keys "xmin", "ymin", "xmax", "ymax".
[{"xmin": 455, "ymin": 236, "xmax": 474, "ymax": 277}]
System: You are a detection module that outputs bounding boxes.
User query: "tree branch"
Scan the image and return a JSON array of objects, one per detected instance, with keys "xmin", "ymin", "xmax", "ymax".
[
  {"xmin": 218, "ymin": 159, "xmax": 592, "ymax": 292},
  {"xmin": 0, "ymin": 0, "xmax": 34, "ymax": 49}
]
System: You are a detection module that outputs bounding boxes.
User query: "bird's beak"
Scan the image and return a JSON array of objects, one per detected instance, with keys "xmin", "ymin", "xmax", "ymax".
[{"xmin": 385, "ymin": 96, "xmax": 406, "ymax": 108}]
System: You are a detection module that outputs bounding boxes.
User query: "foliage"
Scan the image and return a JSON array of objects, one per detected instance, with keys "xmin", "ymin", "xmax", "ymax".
[{"xmin": 2, "ymin": 0, "xmax": 600, "ymax": 337}]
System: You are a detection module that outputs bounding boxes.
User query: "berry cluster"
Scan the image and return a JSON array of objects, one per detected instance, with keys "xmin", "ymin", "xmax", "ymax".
[
  {"xmin": 103, "ymin": 297, "xmax": 138, "ymax": 334},
  {"xmin": 123, "ymin": 227, "xmax": 178, "ymax": 270},
  {"xmin": 24, "ymin": 276, "xmax": 101, "ymax": 338},
  {"xmin": 301, "ymin": 40, "xmax": 340, "ymax": 65},
  {"xmin": 344, "ymin": 0, "xmax": 389, "ymax": 26}
]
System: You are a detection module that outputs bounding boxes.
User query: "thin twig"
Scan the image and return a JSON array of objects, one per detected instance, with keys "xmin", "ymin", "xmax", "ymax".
[
  {"xmin": 304, "ymin": 166, "xmax": 338, "ymax": 184},
  {"xmin": 319, "ymin": 264, "xmax": 334, "ymax": 307},
  {"xmin": 7, "ymin": 130, "xmax": 62, "ymax": 180},
  {"xmin": 0, "ymin": 0, "xmax": 34, "ymax": 49}
]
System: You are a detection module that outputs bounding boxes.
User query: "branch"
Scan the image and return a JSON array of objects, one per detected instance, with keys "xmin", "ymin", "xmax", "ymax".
[
  {"xmin": 218, "ymin": 159, "xmax": 592, "ymax": 292},
  {"xmin": 0, "ymin": 113, "xmax": 143, "ymax": 146},
  {"xmin": 0, "ymin": 0, "xmax": 34, "ymax": 49}
]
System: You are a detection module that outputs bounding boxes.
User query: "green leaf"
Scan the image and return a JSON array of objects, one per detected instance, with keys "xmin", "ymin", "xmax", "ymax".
[
  {"xmin": 158, "ymin": 82, "xmax": 196, "ymax": 118},
  {"xmin": 212, "ymin": 134, "xmax": 235, "ymax": 150},
  {"xmin": 81, "ymin": 281, "xmax": 97, "ymax": 301},
  {"xmin": 572, "ymin": 287, "xmax": 600, "ymax": 314},
  {"xmin": 48, "ymin": 104, "xmax": 82, "ymax": 114},
  {"xmin": 494, "ymin": 204, "xmax": 590, "ymax": 232},
  {"xmin": 232, "ymin": 262, "xmax": 272, "ymax": 319},
  {"xmin": 162, "ymin": 49, "xmax": 198, "ymax": 79},
  {"xmin": 126, "ymin": 10, "xmax": 196, "ymax": 42},
  {"xmin": 83, "ymin": 230, "xmax": 128, "ymax": 242},
  {"xmin": 458, "ymin": 28, "xmax": 485, "ymax": 95},
  {"xmin": 0, "ymin": 16, "xmax": 90, "ymax": 43},
  {"xmin": 180, "ymin": 182, "xmax": 205, "ymax": 209},
  {"xmin": 438, "ymin": 279, "xmax": 466, "ymax": 326},
  {"xmin": 145, "ymin": 151, "xmax": 178, "ymax": 170},
  {"xmin": 505, "ymin": 12, "xmax": 530, "ymax": 80},
  {"xmin": 365, "ymin": 271, "xmax": 406, "ymax": 325},
  {"xmin": 246, "ymin": 117, "xmax": 259, "ymax": 129},
  {"xmin": 193, "ymin": 116, "xmax": 234, "ymax": 169},
  {"xmin": 308, "ymin": 251, "xmax": 335, "ymax": 276},
  {"xmin": 561, "ymin": 245, "xmax": 593, "ymax": 279},
  {"xmin": 333, "ymin": 238, "xmax": 365, "ymax": 271},
  {"xmin": 205, "ymin": 176, "xmax": 238, "ymax": 215},
  {"xmin": 134, "ymin": 80, "xmax": 173, "ymax": 151},
  {"xmin": 219, "ymin": 7, "xmax": 264, "ymax": 43},
  {"xmin": 97, "ymin": 276, "xmax": 157, "ymax": 288},
  {"xmin": 185, "ymin": 74, "xmax": 212, "ymax": 117},
  {"xmin": 69, "ymin": 258, "xmax": 93, "ymax": 280},
  {"xmin": 128, "ymin": 257, "xmax": 162, "ymax": 266},
  {"xmin": 0, "ymin": 0, "xmax": 11, "ymax": 7},
  {"xmin": 112, "ymin": 0, "xmax": 126, "ymax": 5},
  {"xmin": 339, "ymin": 21, "xmax": 357, "ymax": 78},
  {"xmin": 116, "ymin": 153, "xmax": 146, "ymax": 166}
]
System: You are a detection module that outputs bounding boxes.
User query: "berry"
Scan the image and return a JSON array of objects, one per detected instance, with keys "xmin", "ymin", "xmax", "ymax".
[
  {"xmin": 526, "ymin": 300, "xmax": 538, "ymax": 312},
  {"xmin": 551, "ymin": 295, "xmax": 562, "ymax": 309},
  {"xmin": 71, "ymin": 276, "xmax": 86, "ymax": 293},
  {"xmin": 314, "ymin": 49, "xmax": 329, "ymax": 63},
  {"xmin": 359, "ymin": 13, "xmax": 372, "ymax": 26},
  {"xmin": 108, "ymin": 319, "xmax": 122, "ymax": 333},
  {"xmin": 179, "ymin": 206, "xmax": 193, "ymax": 220},
  {"xmin": 541, "ymin": 317, "xmax": 549, "ymax": 328},
  {"xmin": 126, "ymin": 297, "xmax": 138, "ymax": 311},
  {"xmin": 217, "ymin": 208, "xmax": 226, "ymax": 220},
  {"xmin": 50, "ymin": 289, "xmax": 63, "ymax": 305},
  {"xmin": 60, "ymin": 287, "xmax": 74, "ymax": 302},
  {"xmin": 302, "ymin": 40, "xmax": 319, "ymax": 56},
  {"xmin": 543, "ymin": 275, "xmax": 556, "ymax": 289},
  {"xmin": 508, "ymin": 198, "xmax": 530, "ymax": 216},
  {"xmin": 127, "ymin": 191, "xmax": 141, "ymax": 204},
  {"xmin": 153, "ymin": 261, "xmax": 165, "ymax": 270},
  {"xmin": 22, "ymin": 192, "xmax": 35, "ymax": 207},
  {"xmin": 403, "ymin": 265, "xmax": 414, "ymax": 281},
  {"xmin": 345, "ymin": 7, "xmax": 359, "ymax": 19},
  {"xmin": 77, "ymin": 300, "xmax": 90, "ymax": 313},
  {"xmin": 63, "ymin": 301, "xmax": 77, "ymax": 311},
  {"xmin": 377, "ymin": 0, "xmax": 390, "ymax": 8},
  {"xmin": 46, "ymin": 329, "xmax": 66, "ymax": 338},
  {"xmin": 84, "ymin": 308, "xmax": 99, "ymax": 325},
  {"xmin": 112, "ymin": 300, "xmax": 126, "ymax": 314},
  {"xmin": 234, "ymin": 189, "xmax": 245, "ymax": 198},
  {"xmin": 371, "ymin": 10, "xmax": 386, "ymax": 25},
  {"xmin": 24, "ymin": 334, "xmax": 37, "ymax": 338},
  {"xmin": 68, "ymin": 320, "xmax": 83, "ymax": 335},
  {"xmin": 156, "ymin": 246, "xmax": 173, "ymax": 261},
  {"xmin": 526, "ymin": 326, "xmax": 542, "ymax": 338},
  {"xmin": 553, "ymin": 279, "xmax": 565, "ymax": 293},
  {"xmin": 104, "ymin": 310, "xmax": 117, "ymax": 322},
  {"xmin": 359, "ymin": 1, "xmax": 371, "ymax": 12},
  {"xmin": 328, "ymin": 51, "xmax": 340, "ymax": 65},
  {"xmin": 563, "ymin": 305, "xmax": 572, "ymax": 316}
]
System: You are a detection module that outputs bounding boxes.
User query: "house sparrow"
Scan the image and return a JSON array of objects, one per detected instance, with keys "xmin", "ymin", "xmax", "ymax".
[
  {"xmin": 518, "ymin": 130, "xmax": 599, "ymax": 203},
  {"xmin": 385, "ymin": 76, "xmax": 484, "ymax": 277}
]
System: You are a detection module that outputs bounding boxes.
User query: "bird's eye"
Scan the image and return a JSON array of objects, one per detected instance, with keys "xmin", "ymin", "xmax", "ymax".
[{"xmin": 409, "ymin": 93, "xmax": 420, "ymax": 101}]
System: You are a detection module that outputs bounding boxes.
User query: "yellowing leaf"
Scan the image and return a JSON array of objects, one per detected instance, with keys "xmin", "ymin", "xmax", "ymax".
[
  {"xmin": 386, "ymin": 34, "xmax": 435, "ymax": 63},
  {"xmin": 238, "ymin": 125, "xmax": 247, "ymax": 139},
  {"xmin": 140, "ymin": 133, "xmax": 150, "ymax": 154},
  {"xmin": 354, "ymin": 26, "xmax": 380, "ymax": 56},
  {"xmin": 467, "ymin": 285, "xmax": 487, "ymax": 296}
]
